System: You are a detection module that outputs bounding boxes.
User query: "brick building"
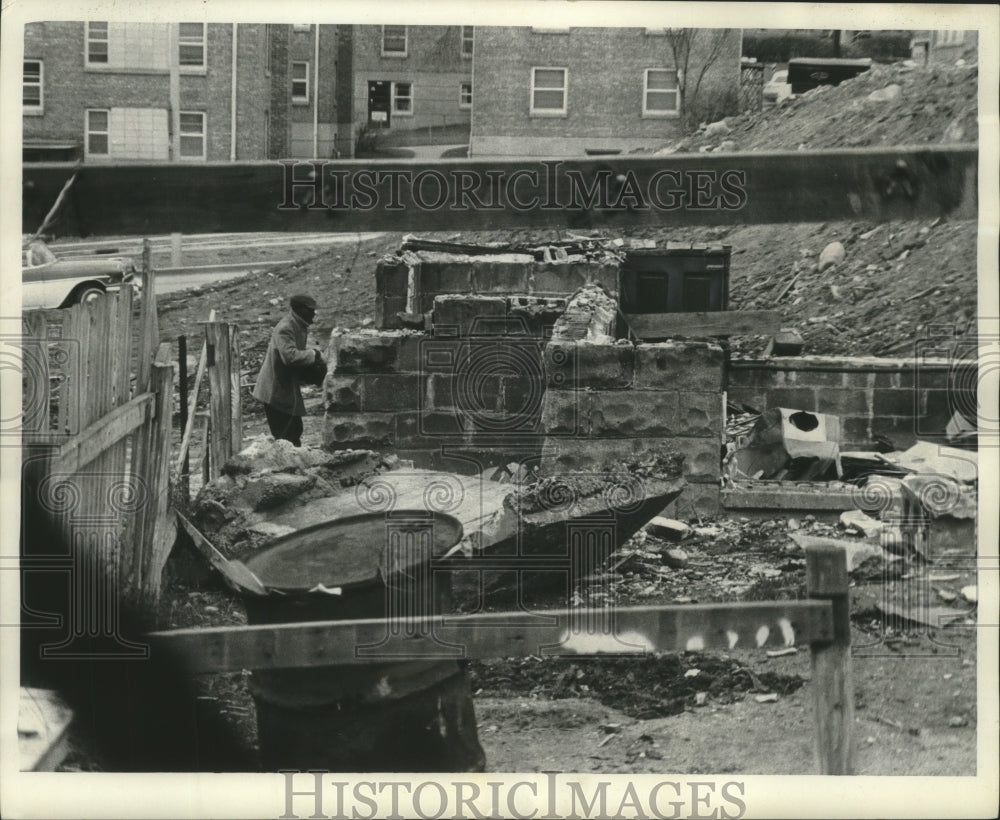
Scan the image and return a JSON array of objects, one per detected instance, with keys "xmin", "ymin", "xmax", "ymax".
[
  {"xmin": 909, "ymin": 29, "xmax": 979, "ymax": 66},
  {"xmin": 22, "ymin": 21, "xmax": 274, "ymax": 162},
  {"xmin": 341, "ymin": 25, "xmax": 474, "ymax": 156},
  {"xmin": 469, "ymin": 27, "xmax": 742, "ymax": 157}
]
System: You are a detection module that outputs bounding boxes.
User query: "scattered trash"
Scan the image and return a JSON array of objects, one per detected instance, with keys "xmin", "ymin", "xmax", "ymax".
[
  {"xmin": 695, "ymin": 692, "xmax": 708, "ymax": 706},
  {"xmin": 840, "ymin": 509, "xmax": 884, "ymax": 538},
  {"xmin": 754, "ymin": 693, "xmax": 779, "ymax": 703},
  {"xmin": 948, "ymin": 715, "xmax": 969, "ymax": 728},
  {"xmin": 766, "ymin": 647, "xmax": 799, "ymax": 658},
  {"xmin": 684, "ymin": 669, "xmax": 701, "ymax": 678},
  {"xmin": 960, "ymin": 585, "xmax": 977, "ymax": 604}
]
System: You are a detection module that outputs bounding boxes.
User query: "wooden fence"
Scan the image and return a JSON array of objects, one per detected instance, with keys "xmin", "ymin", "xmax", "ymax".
[{"xmin": 21, "ymin": 246, "xmax": 175, "ymax": 606}]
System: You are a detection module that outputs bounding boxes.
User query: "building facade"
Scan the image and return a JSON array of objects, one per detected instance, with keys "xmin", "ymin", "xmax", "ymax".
[
  {"xmin": 909, "ymin": 29, "xmax": 979, "ymax": 66},
  {"xmin": 343, "ymin": 24, "xmax": 474, "ymax": 154},
  {"xmin": 23, "ymin": 21, "xmax": 274, "ymax": 162},
  {"xmin": 469, "ymin": 27, "xmax": 742, "ymax": 158}
]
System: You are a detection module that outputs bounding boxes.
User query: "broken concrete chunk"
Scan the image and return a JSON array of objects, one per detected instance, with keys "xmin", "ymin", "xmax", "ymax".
[
  {"xmin": 818, "ymin": 242, "xmax": 846, "ymax": 271},
  {"xmin": 243, "ymin": 472, "xmax": 317, "ymax": 511},
  {"xmin": 840, "ymin": 509, "xmax": 884, "ymax": 538},
  {"xmin": 790, "ymin": 533, "xmax": 885, "ymax": 572},
  {"xmin": 645, "ymin": 516, "xmax": 691, "ymax": 541},
  {"xmin": 662, "ymin": 548, "xmax": 689, "ymax": 569}
]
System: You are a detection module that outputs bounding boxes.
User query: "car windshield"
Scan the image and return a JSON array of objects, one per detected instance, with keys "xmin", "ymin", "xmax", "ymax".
[{"xmin": 25, "ymin": 241, "xmax": 57, "ymax": 266}]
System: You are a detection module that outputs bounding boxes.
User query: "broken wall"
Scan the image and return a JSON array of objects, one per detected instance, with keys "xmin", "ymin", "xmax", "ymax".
[
  {"xmin": 727, "ymin": 356, "xmax": 958, "ymax": 450},
  {"xmin": 375, "ymin": 252, "xmax": 620, "ymax": 329},
  {"xmin": 539, "ymin": 287, "xmax": 725, "ymax": 513}
]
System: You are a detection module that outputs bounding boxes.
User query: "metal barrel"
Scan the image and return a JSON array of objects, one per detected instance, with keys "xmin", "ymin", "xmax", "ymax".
[{"xmin": 243, "ymin": 510, "xmax": 485, "ymax": 772}]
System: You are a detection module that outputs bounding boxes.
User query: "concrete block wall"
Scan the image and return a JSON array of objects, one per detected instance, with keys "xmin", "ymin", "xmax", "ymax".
[
  {"xmin": 375, "ymin": 254, "xmax": 619, "ymax": 329},
  {"xmin": 539, "ymin": 288, "xmax": 725, "ymax": 512},
  {"xmin": 727, "ymin": 357, "xmax": 957, "ymax": 451},
  {"xmin": 324, "ymin": 294, "xmax": 567, "ymax": 472}
]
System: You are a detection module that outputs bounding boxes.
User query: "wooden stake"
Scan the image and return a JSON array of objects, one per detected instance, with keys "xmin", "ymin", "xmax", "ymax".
[
  {"xmin": 806, "ymin": 541, "xmax": 855, "ymax": 775},
  {"xmin": 175, "ymin": 309, "xmax": 216, "ymax": 477}
]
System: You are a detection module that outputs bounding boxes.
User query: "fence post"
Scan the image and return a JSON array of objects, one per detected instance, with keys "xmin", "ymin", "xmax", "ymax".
[
  {"xmin": 806, "ymin": 542, "xmax": 854, "ymax": 774},
  {"xmin": 137, "ymin": 344, "xmax": 175, "ymax": 605},
  {"xmin": 203, "ymin": 322, "xmax": 231, "ymax": 480},
  {"xmin": 178, "ymin": 335, "xmax": 189, "ymax": 499},
  {"xmin": 136, "ymin": 238, "xmax": 157, "ymax": 394},
  {"xmin": 228, "ymin": 324, "xmax": 243, "ymax": 455}
]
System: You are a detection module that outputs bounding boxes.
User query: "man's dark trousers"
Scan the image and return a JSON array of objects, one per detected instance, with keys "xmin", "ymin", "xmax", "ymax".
[{"xmin": 264, "ymin": 404, "xmax": 303, "ymax": 447}]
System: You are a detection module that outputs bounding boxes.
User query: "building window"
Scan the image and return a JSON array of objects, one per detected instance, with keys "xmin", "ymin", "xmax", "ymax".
[
  {"xmin": 643, "ymin": 68, "xmax": 679, "ymax": 115},
  {"xmin": 86, "ymin": 109, "xmax": 110, "ymax": 156},
  {"xmin": 382, "ymin": 25, "xmax": 407, "ymax": 57},
  {"xmin": 23, "ymin": 60, "xmax": 43, "ymax": 113},
  {"xmin": 531, "ymin": 67, "xmax": 567, "ymax": 115},
  {"xmin": 178, "ymin": 23, "xmax": 205, "ymax": 69},
  {"xmin": 392, "ymin": 81, "xmax": 413, "ymax": 115},
  {"xmin": 459, "ymin": 81, "xmax": 472, "ymax": 109},
  {"xmin": 292, "ymin": 61, "xmax": 310, "ymax": 103},
  {"xmin": 179, "ymin": 111, "xmax": 206, "ymax": 160},
  {"xmin": 937, "ymin": 30, "xmax": 965, "ymax": 46},
  {"xmin": 461, "ymin": 26, "xmax": 474, "ymax": 57},
  {"xmin": 87, "ymin": 22, "xmax": 109, "ymax": 64}
]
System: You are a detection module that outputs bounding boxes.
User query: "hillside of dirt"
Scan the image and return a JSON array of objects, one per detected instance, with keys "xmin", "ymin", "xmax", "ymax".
[{"xmin": 156, "ymin": 60, "xmax": 980, "ymax": 369}]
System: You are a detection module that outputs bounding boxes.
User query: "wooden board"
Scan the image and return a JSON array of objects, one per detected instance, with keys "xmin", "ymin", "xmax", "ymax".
[
  {"xmin": 625, "ymin": 309, "xmax": 781, "ymax": 339},
  {"xmin": 148, "ymin": 600, "xmax": 834, "ymax": 673},
  {"xmin": 24, "ymin": 146, "xmax": 977, "ymax": 237}
]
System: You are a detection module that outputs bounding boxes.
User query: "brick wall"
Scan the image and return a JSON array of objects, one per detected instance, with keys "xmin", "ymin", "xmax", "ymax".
[
  {"xmin": 470, "ymin": 27, "xmax": 741, "ymax": 157},
  {"xmin": 23, "ymin": 22, "xmax": 270, "ymax": 161},
  {"xmin": 727, "ymin": 357, "xmax": 957, "ymax": 450},
  {"xmin": 350, "ymin": 25, "xmax": 472, "ymax": 146}
]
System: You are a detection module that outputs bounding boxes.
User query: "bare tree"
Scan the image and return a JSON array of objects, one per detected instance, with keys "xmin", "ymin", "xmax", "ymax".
[{"xmin": 664, "ymin": 28, "xmax": 734, "ymax": 128}]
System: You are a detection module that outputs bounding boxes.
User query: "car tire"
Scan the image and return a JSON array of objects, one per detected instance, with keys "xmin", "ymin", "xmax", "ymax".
[{"xmin": 70, "ymin": 284, "xmax": 106, "ymax": 306}]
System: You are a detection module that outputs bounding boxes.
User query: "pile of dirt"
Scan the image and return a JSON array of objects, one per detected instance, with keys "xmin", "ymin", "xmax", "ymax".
[{"xmin": 668, "ymin": 60, "xmax": 977, "ymax": 153}]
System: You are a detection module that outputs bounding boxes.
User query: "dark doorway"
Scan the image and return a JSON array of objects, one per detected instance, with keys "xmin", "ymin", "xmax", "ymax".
[{"xmin": 368, "ymin": 80, "xmax": 391, "ymax": 128}]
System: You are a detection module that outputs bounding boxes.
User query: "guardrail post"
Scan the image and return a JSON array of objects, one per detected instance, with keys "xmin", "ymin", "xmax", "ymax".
[{"xmin": 806, "ymin": 542, "xmax": 855, "ymax": 774}]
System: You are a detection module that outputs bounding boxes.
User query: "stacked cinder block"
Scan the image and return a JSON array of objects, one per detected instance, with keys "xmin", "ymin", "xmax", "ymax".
[
  {"xmin": 325, "ymin": 293, "xmax": 570, "ymax": 472},
  {"xmin": 539, "ymin": 287, "xmax": 724, "ymax": 511},
  {"xmin": 727, "ymin": 357, "xmax": 956, "ymax": 450},
  {"xmin": 374, "ymin": 252, "xmax": 619, "ymax": 329}
]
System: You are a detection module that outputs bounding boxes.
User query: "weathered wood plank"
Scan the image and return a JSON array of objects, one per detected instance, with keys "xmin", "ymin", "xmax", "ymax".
[
  {"xmin": 175, "ymin": 512, "xmax": 268, "ymax": 596},
  {"xmin": 23, "ymin": 394, "xmax": 153, "ymax": 474},
  {"xmin": 203, "ymin": 322, "xmax": 233, "ymax": 480},
  {"xmin": 625, "ymin": 309, "xmax": 781, "ymax": 339},
  {"xmin": 175, "ymin": 309, "xmax": 216, "ymax": 478},
  {"xmin": 148, "ymin": 600, "xmax": 834, "ymax": 674},
  {"xmin": 21, "ymin": 312, "xmax": 50, "ymax": 433},
  {"xmin": 805, "ymin": 542, "xmax": 854, "ymax": 775},
  {"xmin": 23, "ymin": 146, "xmax": 977, "ymax": 237},
  {"xmin": 229, "ymin": 324, "xmax": 243, "ymax": 455}
]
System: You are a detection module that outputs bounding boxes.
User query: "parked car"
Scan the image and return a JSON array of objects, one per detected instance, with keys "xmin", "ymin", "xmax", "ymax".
[
  {"xmin": 763, "ymin": 69, "xmax": 793, "ymax": 105},
  {"xmin": 22, "ymin": 239, "xmax": 140, "ymax": 310}
]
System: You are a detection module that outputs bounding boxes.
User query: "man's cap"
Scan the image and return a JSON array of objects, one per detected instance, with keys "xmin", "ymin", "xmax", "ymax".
[{"xmin": 289, "ymin": 294, "xmax": 317, "ymax": 310}]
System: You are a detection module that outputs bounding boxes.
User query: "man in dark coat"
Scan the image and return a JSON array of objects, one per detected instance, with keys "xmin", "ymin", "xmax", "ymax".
[{"xmin": 253, "ymin": 294, "xmax": 322, "ymax": 446}]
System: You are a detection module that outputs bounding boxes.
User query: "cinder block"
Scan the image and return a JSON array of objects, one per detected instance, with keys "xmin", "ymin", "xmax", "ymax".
[
  {"xmin": 589, "ymin": 390, "xmax": 679, "ymax": 437},
  {"xmin": 432, "ymin": 295, "xmax": 506, "ymax": 338},
  {"xmin": 375, "ymin": 260, "xmax": 408, "ymax": 306},
  {"xmin": 376, "ymin": 296, "xmax": 408, "ymax": 330},
  {"xmin": 329, "ymin": 331, "xmax": 425, "ymax": 374},
  {"xmin": 872, "ymin": 388, "xmax": 918, "ymax": 417},
  {"xmin": 676, "ymin": 391, "xmax": 724, "ymax": 437},
  {"xmin": 323, "ymin": 412, "xmax": 396, "ymax": 449},
  {"xmin": 725, "ymin": 387, "xmax": 765, "ymax": 413},
  {"xmin": 500, "ymin": 375, "xmax": 546, "ymax": 418},
  {"xmin": 634, "ymin": 342, "xmax": 725, "ymax": 391},
  {"xmin": 527, "ymin": 265, "xmax": 589, "ymax": 295},
  {"xmin": 324, "ymin": 375, "xmax": 362, "ymax": 412},
  {"xmin": 361, "ymin": 374, "xmax": 423, "ymax": 412},
  {"xmin": 545, "ymin": 341, "xmax": 634, "ymax": 389},
  {"xmin": 540, "ymin": 389, "xmax": 588, "ymax": 435},
  {"xmin": 841, "ymin": 416, "xmax": 872, "ymax": 446},
  {"xmin": 395, "ymin": 410, "xmax": 466, "ymax": 449},
  {"xmin": 814, "ymin": 389, "xmax": 871, "ymax": 417},
  {"xmin": 664, "ymin": 436, "xmax": 722, "ymax": 483},
  {"xmin": 418, "ymin": 262, "xmax": 474, "ymax": 294},
  {"xmin": 871, "ymin": 416, "xmax": 919, "ymax": 449},
  {"xmin": 793, "ymin": 370, "xmax": 848, "ymax": 388},
  {"xmin": 470, "ymin": 262, "xmax": 531, "ymax": 293},
  {"xmin": 761, "ymin": 387, "xmax": 817, "ymax": 411},
  {"xmin": 841, "ymin": 371, "xmax": 876, "ymax": 389}
]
